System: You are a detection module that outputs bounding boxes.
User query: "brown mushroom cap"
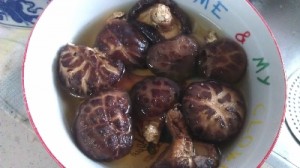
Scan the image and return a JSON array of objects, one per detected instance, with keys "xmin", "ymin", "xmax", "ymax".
[
  {"xmin": 182, "ymin": 80, "xmax": 246, "ymax": 142},
  {"xmin": 57, "ymin": 44, "xmax": 124, "ymax": 97},
  {"xmin": 131, "ymin": 77, "xmax": 180, "ymax": 144},
  {"xmin": 131, "ymin": 77, "xmax": 180, "ymax": 118},
  {"xmin": 198, "ymin": 38, "xmax": 248, "ymax": 83},
  {"xmin": 147, "ymin": 35, "xmax": 199, "ymax": 81},
  {"xmin": 73, "ymin": 90, "xmax": 133, "ymax": 161},
  {"xmin": 95, "ymin": 17, "xmax": 149, "ymax": 68}
]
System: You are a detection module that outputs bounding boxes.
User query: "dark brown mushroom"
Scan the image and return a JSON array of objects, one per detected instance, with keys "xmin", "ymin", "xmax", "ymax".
[
  {"xmin": 182, "ymin": 80, "xmax": 246, "ymax": 142},
  {"xmin": 197, "ymin": 38, "xmax": 248, "ymax": 83},
  {"xmin": 95, "ymin": 12, "xmax": 149, "ymax": 69},
  {"xmin": 130, "ymin": 77, "xmax": 180, "ymax": 147},
  {"xmin": 128, "ymin": 0, "xmax": 192, "ymax": 44},
  {"xmin": 73, "ymin": 90, "xmax": 133, "ymax": 161},
  {"xmin": 147, "ymin": 35, "xmax": 199, "ymax": 81},
  {"xmin": 152, "ymin": 107, "xmax": 220, "ymax": 168},
  {"xmin": 57, "ymin": 43, "xmax": 124, "ymax": 98}
]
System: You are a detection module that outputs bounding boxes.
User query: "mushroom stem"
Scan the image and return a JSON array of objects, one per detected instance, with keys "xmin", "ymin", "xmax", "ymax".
[
  {"xmin": 143, "ymin": 120, "xmax": 161, "ymax": 144},
  {"xmin": 205, "ymin": 31, "xmax": 218, "ymax": 43},
  {"xmin": 150, "ymin": 4, "xmax": 173, "ymax": 31}
]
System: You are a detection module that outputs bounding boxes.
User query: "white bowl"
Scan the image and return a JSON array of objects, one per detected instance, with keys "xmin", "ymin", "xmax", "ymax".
[{"xmin": 22, "ymin": 0, "xmax": 286, "ymax": 167}]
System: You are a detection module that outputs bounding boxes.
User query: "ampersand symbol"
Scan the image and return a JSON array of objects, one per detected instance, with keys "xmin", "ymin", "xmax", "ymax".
[{"xmin": 235, "ymin": 31, "xmax": 251, "ymax": 44}]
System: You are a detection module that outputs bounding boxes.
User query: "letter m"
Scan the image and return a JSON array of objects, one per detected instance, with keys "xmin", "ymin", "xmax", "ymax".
[
  {"xmin": 193, "ymin": 0, "xmax": 210, "ymax": 9},
  {"xmin": 252, "ymin": 58, "xmax": 270, "ymax": 73}
]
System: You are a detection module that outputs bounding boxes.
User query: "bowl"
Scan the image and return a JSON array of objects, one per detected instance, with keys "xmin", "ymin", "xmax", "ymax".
[
  {"xmin": 0, "ymin": 0, "xmax": 50, "ymax": 28},
  {"xmin": 22, "ymin": 0, "xmax": 286, "ymax": 167}
]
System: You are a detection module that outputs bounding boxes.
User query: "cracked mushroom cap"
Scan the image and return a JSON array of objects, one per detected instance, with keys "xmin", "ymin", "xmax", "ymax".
[
  {"xmin": 130, "ymin": 77, "xmax": 180, "ymax": 144},
  {"xmin": 57, "ymin": 44, "xmax": 125, "ymax": 97},
  {"xmin": 198, "ymin": 38, "xmax": 248, "ymax": 83},
  {"xmin": 182, "ymin": 80, "xmax": 246, "ymax": 142},
  {"xmin": 73, "ymin": 89, "xmax": 133, "ymax": 161},
  {"xmin": 95, "ymin": 15, "xmax": 149, "ymax": 69},
  {"xmin": 131, "ymin": 76, "xmax": 180, "ymax": 119}
]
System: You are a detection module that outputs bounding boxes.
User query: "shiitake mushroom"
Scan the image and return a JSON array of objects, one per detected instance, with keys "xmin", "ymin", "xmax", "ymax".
[
  {"xmin": 130, "ymin": 77, "xmax": 180, "ymax": 146},
  {"xmin": 152, "ymin": 107, "xmax": 220, "ymax": 168},
  {"xmin": 197, "ymin": 38, "xmax": 248, "ymax": 83},
  {"xmin": 57, "ymin": 43, "xmax": 124, "ymax": 98},
  {"xmin": 182, "ymin": 80, "xmax": 246, "ymax": 142},
  {"xmin": 57, "ymin": 1, "xmax": 250, "ymax": 165},
  {"xmin": 128, "ymin": 0, "xmax": 192, "ymax": 43},
  {"xmin": 73, "ymin": 89, "xmax": 133, "ymax": 161},
  {"xmin": 147, "ymin": 35, "xmax": 199, "ymax": 81},
  {"xmin": 95, "ymin": 12, "xmax": 149, "ymax": 69}
]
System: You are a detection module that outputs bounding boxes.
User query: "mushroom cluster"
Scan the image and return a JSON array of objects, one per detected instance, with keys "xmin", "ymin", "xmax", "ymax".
[{"xmin": 56, "ymin": 0, "xmax": 248, "ymax": 167}]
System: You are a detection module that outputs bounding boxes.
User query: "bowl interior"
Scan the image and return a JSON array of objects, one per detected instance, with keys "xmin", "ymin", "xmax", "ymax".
[{"xmin": 23, "ymin": 0, "xmax": 286, "ymax": 167}]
